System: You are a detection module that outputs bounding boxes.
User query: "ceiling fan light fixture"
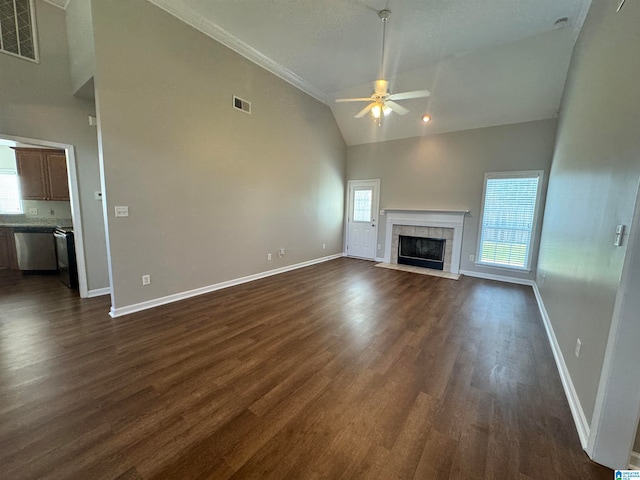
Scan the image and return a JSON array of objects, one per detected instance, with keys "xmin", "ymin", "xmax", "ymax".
[
  {"xmin": 335, "ymin": 9, "xmax": 430, "ymax": 122},
  {"xmin": 421, "ymin": 114, "xmax": 432, "ymax": 124}
]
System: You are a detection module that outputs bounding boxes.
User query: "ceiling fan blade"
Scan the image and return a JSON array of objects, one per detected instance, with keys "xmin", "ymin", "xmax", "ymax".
[
  {"xmin": 335, "ymin": 97, "xmax": 374, "ymax": 103},
  {"xmin": 388, "ymin": 89, "xmax": 430, "ymax": 101},
  {"xmin": 354, "ymin": 103, "xmax": 375, "ymax": 118},
  {"xmin": 374, "ymin": 80, "xmax": 389, "ymax": 96},
  {"xmin": 386, "ymin": 101, "xmax": 409, "ymax": 115},
  {"xmin": 355, "ymin": 0, "xmax": 379, "ymax": 13}
]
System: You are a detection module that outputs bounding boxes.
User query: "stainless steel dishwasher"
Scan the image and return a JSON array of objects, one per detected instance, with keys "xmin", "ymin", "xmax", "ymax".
[{"xmin": 14, "ymin": 227, "xmax": 58, "ymax": 271}]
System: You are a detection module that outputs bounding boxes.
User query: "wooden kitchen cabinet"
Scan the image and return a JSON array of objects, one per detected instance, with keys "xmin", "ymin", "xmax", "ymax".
[
  {"xmin": 44, "ymin": 151, "xmax": 69, "ymax": 200},
  {"xmin": 0, "ymin": 227, "xmax": 17, "ymax": 270},
  {"xmin": 14, "ymin": 148, "xmax": 69, "ymax": 201},
  {"xmin": 15, "ymin": 149, "xmax": 47, "ymax": 200}
]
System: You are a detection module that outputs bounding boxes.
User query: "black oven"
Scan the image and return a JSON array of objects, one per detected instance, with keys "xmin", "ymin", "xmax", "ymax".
[{"xmin": 54, "ymin": 226, "xmax": 78, "ymax": 289}]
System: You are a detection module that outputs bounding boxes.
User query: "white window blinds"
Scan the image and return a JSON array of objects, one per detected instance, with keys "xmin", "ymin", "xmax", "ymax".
[
  {"xmin": 353, "ymin": 189, "xmax": 372, "ymax": 222},
  {"xmin": 478, "ymin": 172, "xmax": 541, "ymax": 270},
  {"xmin": 0, "ymin": 168, "xmax": 22, "ymax": 214}
]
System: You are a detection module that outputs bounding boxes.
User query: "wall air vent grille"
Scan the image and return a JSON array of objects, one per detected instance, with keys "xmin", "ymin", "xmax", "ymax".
[{"xmin": 233, "ymin": 95, "xmax": 251, "ymax": 114}]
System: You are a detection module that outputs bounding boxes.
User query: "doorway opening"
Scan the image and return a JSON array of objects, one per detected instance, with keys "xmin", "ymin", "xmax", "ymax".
[{"xmin": 0, "ymin": 133, "xmax": 90, "ymax": 298}]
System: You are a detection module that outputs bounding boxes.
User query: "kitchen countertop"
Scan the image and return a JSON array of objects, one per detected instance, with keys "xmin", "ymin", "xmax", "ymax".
[{"xmin": 0, "ymin": 215, "xmax": 72, "ymax": 228}]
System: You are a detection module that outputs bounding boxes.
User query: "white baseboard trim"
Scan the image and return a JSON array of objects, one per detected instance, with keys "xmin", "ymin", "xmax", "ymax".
[
  {"xmin": 87, "ymin": 287, "xmax": 111, "ymax": 298},
  {"xmin": 375, "ymin": 256, "xmax": 385, "ymax": 263},
  {"xmin": 459, "ymin": 269, "xmax": 534, "ymax": 286},
  {"xmin": 532, "ymin": 282, "xmax": 590, "ymax": 450},
  {"xmin": 109, "ymin": 253, "xmax": 343, "ymax": 318},
  {"xmin": 629, "ymin": 451, "xmax": 640, "ymax": 470}
]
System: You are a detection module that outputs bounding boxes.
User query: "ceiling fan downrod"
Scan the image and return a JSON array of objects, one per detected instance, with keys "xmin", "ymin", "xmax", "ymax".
[
  {"xmin": 378, "ymin": 9, "xmax": 391, "ymax": 80},
  {"xmin": 333, "ymin": 8, "xmax": 430, "ymax": 121}
]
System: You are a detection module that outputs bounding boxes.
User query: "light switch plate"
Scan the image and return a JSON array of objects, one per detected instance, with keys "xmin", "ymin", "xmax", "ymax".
[
  {"xmin": 614, "ymin": 224, "xmax": 625, "ymax": 246},
  {"xmin": 115, "ymin": 206, "xmax": 129, "ymax": 217}
]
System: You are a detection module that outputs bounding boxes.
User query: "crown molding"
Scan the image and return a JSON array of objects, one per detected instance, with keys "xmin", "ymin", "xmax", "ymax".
[{"xmin": 146, "ymin": 0, "xmax": 328, "ymax": 105}]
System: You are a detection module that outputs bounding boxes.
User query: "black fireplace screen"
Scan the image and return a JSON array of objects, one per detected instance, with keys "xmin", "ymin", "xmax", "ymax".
[{"xmin": 398, "ymin": 236, "xmax": 445, "ymax": 270}]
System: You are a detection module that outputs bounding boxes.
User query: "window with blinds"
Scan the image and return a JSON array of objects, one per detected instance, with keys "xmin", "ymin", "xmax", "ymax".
[
  {"xmin": 0, "ymin": 0, "xmax": 37, "ymax": 61},
  {"xmin": 0, "ymin": 167, "xmax": 22, "ymax": 214},
  {"xmin": 477, "ymin": 171, "xmax": 543, "ymax": 270}
]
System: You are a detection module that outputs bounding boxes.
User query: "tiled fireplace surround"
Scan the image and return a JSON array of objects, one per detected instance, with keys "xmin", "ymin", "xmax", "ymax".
[{"xmin": 383, "ymin": 210, "xmax": 467, "ymax": 274}]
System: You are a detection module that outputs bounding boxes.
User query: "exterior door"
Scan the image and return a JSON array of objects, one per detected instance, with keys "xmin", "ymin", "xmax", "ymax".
[{"xmin": 346, "ymin": 179, "xmax": 380, "ymax": 260}]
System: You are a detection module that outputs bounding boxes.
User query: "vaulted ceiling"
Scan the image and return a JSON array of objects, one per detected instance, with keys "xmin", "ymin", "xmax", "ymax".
[{"xmin": 66, "ymin": 0, "xmax": 593, "ymax": 146}]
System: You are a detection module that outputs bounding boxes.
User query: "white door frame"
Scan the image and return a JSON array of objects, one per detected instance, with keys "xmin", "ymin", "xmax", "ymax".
[
  {"xmin": 587, "ymin": 179, "xmax": 640, "ymax": 469},
  {"xmin": 0, "ymin": 133, "xmax": 92, "ymax": 298},
  {"xmin": 345, "ymin": 179, "xmax": 380, "ymax": 260}
]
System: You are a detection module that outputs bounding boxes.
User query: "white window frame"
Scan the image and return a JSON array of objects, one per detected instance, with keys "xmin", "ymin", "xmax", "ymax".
[
  {"xmin": 475, "ymin": 170, "xmax": 544, "ymax": 272},
  {"xmin": 0, "ymin": 0, "xmax": 39, "ymax": 63}
]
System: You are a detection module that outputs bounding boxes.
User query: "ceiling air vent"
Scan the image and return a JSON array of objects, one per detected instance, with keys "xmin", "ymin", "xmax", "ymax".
[{"xmin": 233, "ymin": 95, "xmax": 251, "ymax": 114}]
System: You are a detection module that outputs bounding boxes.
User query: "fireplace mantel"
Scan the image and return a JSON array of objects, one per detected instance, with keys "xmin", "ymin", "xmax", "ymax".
[
  {"xmin": 383, "ymin": 209, "xmax": 468, "ymax": 274},
  {"xmin": 384, "ymin": 209, "xmax": 469, "ymax": 217}
]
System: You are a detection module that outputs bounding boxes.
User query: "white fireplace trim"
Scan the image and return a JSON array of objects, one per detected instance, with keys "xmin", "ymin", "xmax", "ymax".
[{"xmin": 384, "ymin": 210, "xmax": 468, "ymax": 274}]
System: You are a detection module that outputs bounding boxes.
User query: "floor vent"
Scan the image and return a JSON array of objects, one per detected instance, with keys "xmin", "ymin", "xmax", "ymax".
[{"xmin": 233, "ymin": 95, "xmax": 251, "ymax": 114}]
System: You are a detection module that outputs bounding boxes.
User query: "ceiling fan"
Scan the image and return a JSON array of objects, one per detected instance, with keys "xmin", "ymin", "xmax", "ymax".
[{"xmin": 335, "ymin": 9, "xmax": 430, "ymax": 125}]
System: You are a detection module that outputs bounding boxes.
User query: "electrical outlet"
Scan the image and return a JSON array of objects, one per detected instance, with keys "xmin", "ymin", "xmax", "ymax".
[
  {"xmin": 469, "ymin": 254, "xmax": 475, "ymax": 262},
  {"xmin": 378, "ymin": 244, "xmax": 382, "ymax": 250},
  {"xmin": 322, "ymin": 243, "xmax": 326, "ymax": 250},
  {"xmin": 28, "ymin": 207, "xmax": 38, "ymax": 215},
  {"xmin": 142, "ymin": 275, "xmax": 151, "ymax": 286},
  {"xmin": 575, "ymin": 338, "xmax": 581, "ymax": 358},
  {"xmin": 279, "ymin": 248, "xmax": 285, "ymax": 257},
  {"xmin": 267, "ymin": 253, "xmax": 272, "ymax": 261}
]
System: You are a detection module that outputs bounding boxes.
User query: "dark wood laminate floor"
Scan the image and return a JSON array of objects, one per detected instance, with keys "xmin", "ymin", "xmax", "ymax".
[{"xmin": 0, "ymin": 259, "xmax": 611, "ymax": 479}]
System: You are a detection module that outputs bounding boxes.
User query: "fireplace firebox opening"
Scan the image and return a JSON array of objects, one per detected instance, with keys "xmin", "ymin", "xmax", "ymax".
[{"xmin": 398, "ymin": 236, "xmax": 446, "ymax": 270}]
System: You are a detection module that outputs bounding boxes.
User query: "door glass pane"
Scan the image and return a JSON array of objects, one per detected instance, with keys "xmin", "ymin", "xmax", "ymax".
[{"xmin": 353, "ymin": 189, "xmax": 372, "ymax": 222}]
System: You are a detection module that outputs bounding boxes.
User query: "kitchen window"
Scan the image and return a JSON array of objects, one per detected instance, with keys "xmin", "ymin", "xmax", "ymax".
[
  {"xmin": 476, "ymin": 171, "xmax": 543, "ymax": 270},
  {"xmin": 0, "ymin": 167, "xmax": 22, "ymax": 214},
  {"xmin": 0, "ymin": 0, "xmax": 38, "ymax": 61}
]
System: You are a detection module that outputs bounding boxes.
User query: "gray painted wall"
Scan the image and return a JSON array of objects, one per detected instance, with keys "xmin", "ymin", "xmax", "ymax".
[
  {"xmin": 65, "ymin": 0, "xmax": 95, "ymax": 95},
  {"xmin": 0, "ymin": 0, "xmax": 109, "ymax": 291},
  {"xmin": 346, "ymin": 119, "xmax": 557, "ymax": 281},
  {"xmin": 91, "ymin": 0, "xmax": 346, "ymax": 310},
  {"xmin": 536, "ymin": 0, "xmax": 640, "ymax": 432}
]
